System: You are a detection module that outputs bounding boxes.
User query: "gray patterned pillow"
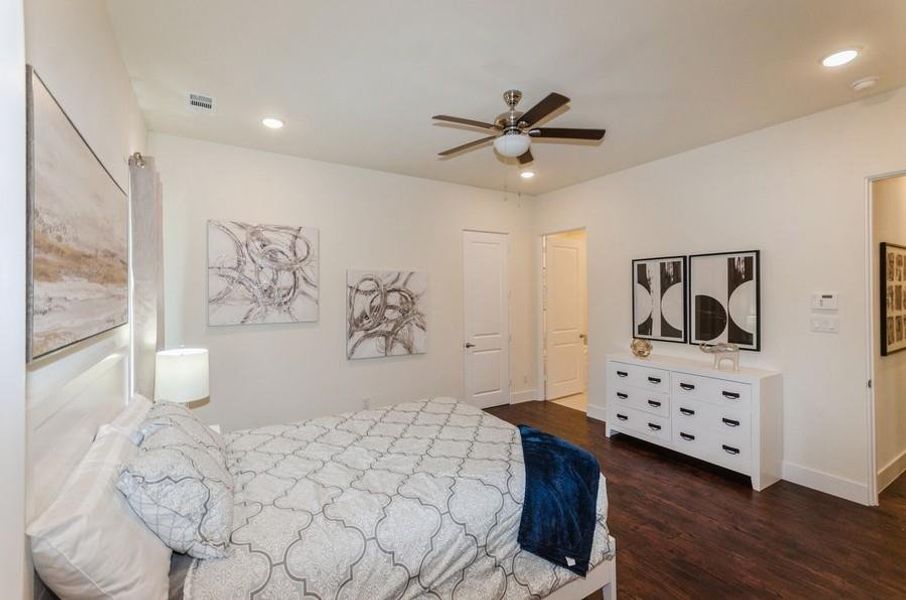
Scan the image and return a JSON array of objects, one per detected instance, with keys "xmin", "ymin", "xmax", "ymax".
[
  {"xmin": 134, "ymin": 401, "xmax": 226, "ymax": 456},
  {"xmin": 117, "ymin": 426, "xmax": 233, "ymax": 559}
]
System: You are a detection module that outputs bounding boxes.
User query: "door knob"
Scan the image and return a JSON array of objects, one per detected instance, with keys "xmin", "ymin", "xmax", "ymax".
[{"xmin": 464, "ymin": 342, "xmax": 475, "ymax": 349}]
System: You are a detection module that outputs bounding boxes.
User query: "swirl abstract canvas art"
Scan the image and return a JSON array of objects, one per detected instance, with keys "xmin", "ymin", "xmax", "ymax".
[
  {"xmin": 347, "ymin": 269, "xmax": 427, "ymax": 359},
  {"xmin": 207, "ymin": 221, "xmax": 319, "ymax": 325}
]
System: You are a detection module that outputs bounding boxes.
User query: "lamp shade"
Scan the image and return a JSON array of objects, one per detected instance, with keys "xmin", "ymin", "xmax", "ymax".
[{"xmin": 154, "ymin": 348, "xmax": 209, "ymax": 403}]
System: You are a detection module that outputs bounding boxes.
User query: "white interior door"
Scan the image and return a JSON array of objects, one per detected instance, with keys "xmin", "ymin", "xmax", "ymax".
[
  {"xmin": 544, "ymin": 233, "xmax": 587, "ymax": 400},
  {"xmin": 463, "ymin": 231, "xmax": 510, "ymax": 409}
]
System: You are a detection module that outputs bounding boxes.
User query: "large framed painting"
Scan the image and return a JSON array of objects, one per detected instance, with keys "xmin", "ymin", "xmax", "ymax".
[
  {"xmin": 880, "ymin": 242, "xmax": 906, "ymax": 356},
  {"xmin": 689, "ymin": 250, "xmax": 760, "ymax": 351},
  {"xmin": 207, "ymin": 221, "xmax": 319, "ymax": 325},
  {"xmin": 26, "ymin": 68, "xmax": 128, "ymax": 361},
  {"xmin": 632, "ymin": 255, "xmax": 687, "ymax": 343},
  {"xmin": 347, "ymin": 269, "xmax": 427, "ymax": 359}
]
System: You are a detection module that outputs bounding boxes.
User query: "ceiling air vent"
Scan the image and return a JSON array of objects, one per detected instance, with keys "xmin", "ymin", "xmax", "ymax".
[{"xmin": 188, "ymin": 93, "xmax": 214, "ymax": 112}]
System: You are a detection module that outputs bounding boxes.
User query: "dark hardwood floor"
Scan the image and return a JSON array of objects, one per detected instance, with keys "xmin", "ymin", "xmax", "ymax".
[{"xmin": 487, "ymin": 401, "xmax": 906, "ymax": 600}]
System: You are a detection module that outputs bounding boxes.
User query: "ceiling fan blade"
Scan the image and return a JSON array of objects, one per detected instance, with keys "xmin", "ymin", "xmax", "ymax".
[
  {"xmin": 438, "ymin": 135, "xmax": 496, "ymax": 156},
  {"xmin": 433, "ymin": 115, "xmax": 497, "ymax": 130},
  {"xmin": 518, "ymin": 92, "xmax": 570, "ymax": 127},
  {"xmin": 517, "ymin": 149, "xmax": 533, "ymax": 164},
  {"xmin": 529, "ymin": 127, "xmax": 606, "ymax": 140}
]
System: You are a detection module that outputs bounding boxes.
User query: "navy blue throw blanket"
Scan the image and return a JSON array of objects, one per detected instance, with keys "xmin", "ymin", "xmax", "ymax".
[{"xmin": 517, "ymin": 425, "xmax": 600, "ymax": 576}]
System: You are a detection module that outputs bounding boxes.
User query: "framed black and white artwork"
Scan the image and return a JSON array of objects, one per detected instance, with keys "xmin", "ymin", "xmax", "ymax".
[
  {"xmin": 689, "ymin": 250, "xmax": 760, "ymax": 351},
  {"xmin": 632, "ymin": 256, "xmax": 687, "ymax": 343},
  {"xmin": 880, "ymin": 242, "xmax": 906, "ymax": 355}
]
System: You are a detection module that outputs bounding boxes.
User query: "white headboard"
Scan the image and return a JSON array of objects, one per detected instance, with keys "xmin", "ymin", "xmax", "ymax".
[{"xmin": 26, "ymin": 328, "xmax": 129, "ymax": 521}]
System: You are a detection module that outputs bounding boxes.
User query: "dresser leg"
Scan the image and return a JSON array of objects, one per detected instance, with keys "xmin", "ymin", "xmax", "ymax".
[{"xmin": 605, "ymin": 423, "xmax": 614, "ymax": 438}]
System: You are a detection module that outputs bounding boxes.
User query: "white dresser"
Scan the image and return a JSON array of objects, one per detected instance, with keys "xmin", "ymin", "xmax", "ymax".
[{"xmin": 605, "ymin": 353, "xmax": 782, "ymax": 491}]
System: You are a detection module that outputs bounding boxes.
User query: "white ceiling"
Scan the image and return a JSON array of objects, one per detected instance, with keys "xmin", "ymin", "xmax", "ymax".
[{"xmin": 106, "ymin": 0, "xmax": 906, "ymax": 194}]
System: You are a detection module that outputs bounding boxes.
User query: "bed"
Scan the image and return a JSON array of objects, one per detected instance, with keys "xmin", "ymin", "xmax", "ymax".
[{"xmin": 31, "ymin": 396, "xmax": 616, "ymax": 600}]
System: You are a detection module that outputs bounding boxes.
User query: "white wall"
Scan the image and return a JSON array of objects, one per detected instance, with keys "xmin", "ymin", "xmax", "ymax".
[
  {"xmin": 536, "ymin": 87, "xmax": 906, "ymax": 504},
  {"xmin": 24, "ymin": 0, "xmax": 145, "ymax": 524},
  {"xmin": 152, "ymin": 133, "xmax": 538, "ymax": 431},
  {"xmin": 0, "ymin": 0, "xmax": 27, "ymax": 597},
  {"xmin": 873, "ymin": 174, "xmax": 906, "ymax": 491}
]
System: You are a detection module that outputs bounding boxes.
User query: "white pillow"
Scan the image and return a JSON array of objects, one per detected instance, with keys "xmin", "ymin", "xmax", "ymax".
[
  {"xmin": 96, "ymin": 394, "xmax": 153, "ymax": 441},
  {"xmin": 28, "ymin": 429, "xmax": 171, "ymax": 600}
]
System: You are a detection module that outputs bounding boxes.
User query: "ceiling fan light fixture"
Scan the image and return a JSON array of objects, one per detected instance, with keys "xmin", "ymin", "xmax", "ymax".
[{"xmin": 494, "ymin": 133, "xmax": 530, "ymax": 158}]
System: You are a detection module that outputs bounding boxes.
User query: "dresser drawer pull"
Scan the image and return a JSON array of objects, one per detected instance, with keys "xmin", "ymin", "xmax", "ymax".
[
  {"xmin": 648, "ymin": 423, "xmax": 662, "ymax": 431},
  {"xmin": 722, "ymin": 418, "xmax": 740, "ymax": 428},
  {"xmin": 679, "ymin": 432, "xmax": 695, "ymax": 441},
  {"xmin": 616, "ymin": 413, "xmax": 628, "ymax": 421},
  {"xmin": 722, "ymin": 444, "xmax": 741, "ymax": 455},
  {"xmin": 647, "ymin": 399, "xmax": 662, "ymax": 408},
  {"xmin": 679, "ymin": 382, "xmax": 695, "ymax": 391},
  {"xmin": 722, "ymin": 391, "xmax": 740, "ymax": 400},
  {"xmin": 616, "ymin": 371, "xmax": 628, "ymax": 378},
  {"xmin": 679, "ymin": 407, "xmax": 695, "ymax": 416},
  {"xmin": 648, "ymin": 376, "xmax": 662, "ymax": 384},
  {"xmin": 616, "ymin": 392, "xmax": 628, "ymax": 399}
]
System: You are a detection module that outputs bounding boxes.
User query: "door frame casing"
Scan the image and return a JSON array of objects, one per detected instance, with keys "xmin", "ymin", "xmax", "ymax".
[
  {"xmin": 462, "ymin": 229, "xmax": 511, "ymax": 407},
  {"xmin": 866, "ymin": 168, "xmax": 906, "ymax": 505},
  {"xmin": 537, "ymin": 227, "xmax": 588, "ymax": 402}
]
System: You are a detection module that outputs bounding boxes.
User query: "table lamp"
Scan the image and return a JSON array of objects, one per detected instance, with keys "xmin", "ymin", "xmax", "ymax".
[{"xmin": 154, "ymin": 348, "xmax": 209, "ymax": 404}]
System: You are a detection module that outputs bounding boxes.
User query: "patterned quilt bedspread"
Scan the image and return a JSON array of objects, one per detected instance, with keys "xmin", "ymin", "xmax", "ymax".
[{"xmin": 185, "ymin": 398, "xmax": 614, "ymax": 599}]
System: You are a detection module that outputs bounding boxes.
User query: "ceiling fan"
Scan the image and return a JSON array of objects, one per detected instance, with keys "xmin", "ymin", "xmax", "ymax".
[{"xmin": 433, "ymin": 90, "xmax": 606, "ymax": 164}]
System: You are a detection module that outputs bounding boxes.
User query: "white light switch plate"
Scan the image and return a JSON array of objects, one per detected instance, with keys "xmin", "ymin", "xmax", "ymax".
[{"xmin": 810, "ymin": 315, "xmax": 839, "ymax": 333}]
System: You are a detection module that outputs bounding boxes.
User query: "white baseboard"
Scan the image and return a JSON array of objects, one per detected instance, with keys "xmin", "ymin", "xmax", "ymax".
[
  {"xmin": 878, "ymin": 448, "xmax": 906, "ymax": 492},
  {"xmin": 782, "ymin": 461, "xmax": 870, "ymax": 505},
  {"xmin": 510, "ymin": 389, "xmax": 538, "ymax": 404},
  {"xmin": 586, "ymin": 403, "xmax": 606, "ymax": 422}
]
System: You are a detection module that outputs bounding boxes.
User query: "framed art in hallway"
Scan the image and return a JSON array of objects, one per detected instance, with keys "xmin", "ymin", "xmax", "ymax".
[
  {"xmin": 880, "ymin": 242, "xmax": 906, "ymax": 355},
  {"xmin": 26, "ymin": 68, "xmax": 129, "ymax": 361},
  {"xmin": 689, "ymin": 250, "xmax": 760, "ymax": 351},
  {"xmin": 631, "ymin": 255, "xmax": 687, "ymax": 343}
]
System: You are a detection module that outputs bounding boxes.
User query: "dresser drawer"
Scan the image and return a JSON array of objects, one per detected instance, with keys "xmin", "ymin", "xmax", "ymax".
[
  {"xmin": 671, "ymin": 396, "xmax": 750, "ymax": 443},
  {"xmin": 672, "ymin": 396, "xmax": 710, "ymax": 429},
  {"xmin": 671, "ymin": 424, "xmax": 710, "ymax": 461},
  {"xmin": 707, "ymin": 434, "xmax": 752, "ymax": 474},
  {"xmin": 611, "ymin": 386, "xmax": 670, "ymax": 418},
  {"xmin": 672, "ymin": 371, "xmax": 751, "ymax": 409},
  {"xmin": 609, "ymin": 405, "xmax": 671, "ymax": 442},
  {"xmin": 710, "ymin": 379, "xmax": 751, "ymax": 408},
  {"xmin": 609, "ymin": 361, "xmax": 670, "ymax": 393}
]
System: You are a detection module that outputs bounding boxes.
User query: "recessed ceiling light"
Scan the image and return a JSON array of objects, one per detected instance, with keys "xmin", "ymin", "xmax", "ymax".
[
  {"xmin": 520, "ymin": 171, "xmax": 535, "ymax": 179},
  {"xmin": 822, "ymin": 49, "xmax": 859, "ymax": 68},
  {"xmin": 261, "ymin": 117, "xmax": 284, "ymax": 129}
]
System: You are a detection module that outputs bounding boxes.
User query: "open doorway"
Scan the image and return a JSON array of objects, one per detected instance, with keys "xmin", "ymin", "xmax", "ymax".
[
  {"xmin": 542, "ymin": 229, "xmax": 588, "ymax": 412},
  {"xmin": 870, "ymin": 172, "xmax": 906, "ymax": 501}
]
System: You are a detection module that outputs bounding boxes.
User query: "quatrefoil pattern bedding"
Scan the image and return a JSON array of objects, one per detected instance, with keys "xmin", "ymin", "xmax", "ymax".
[{"xmin": 184, "ymin": 397, "xmax": 614, "ymax": 599}]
